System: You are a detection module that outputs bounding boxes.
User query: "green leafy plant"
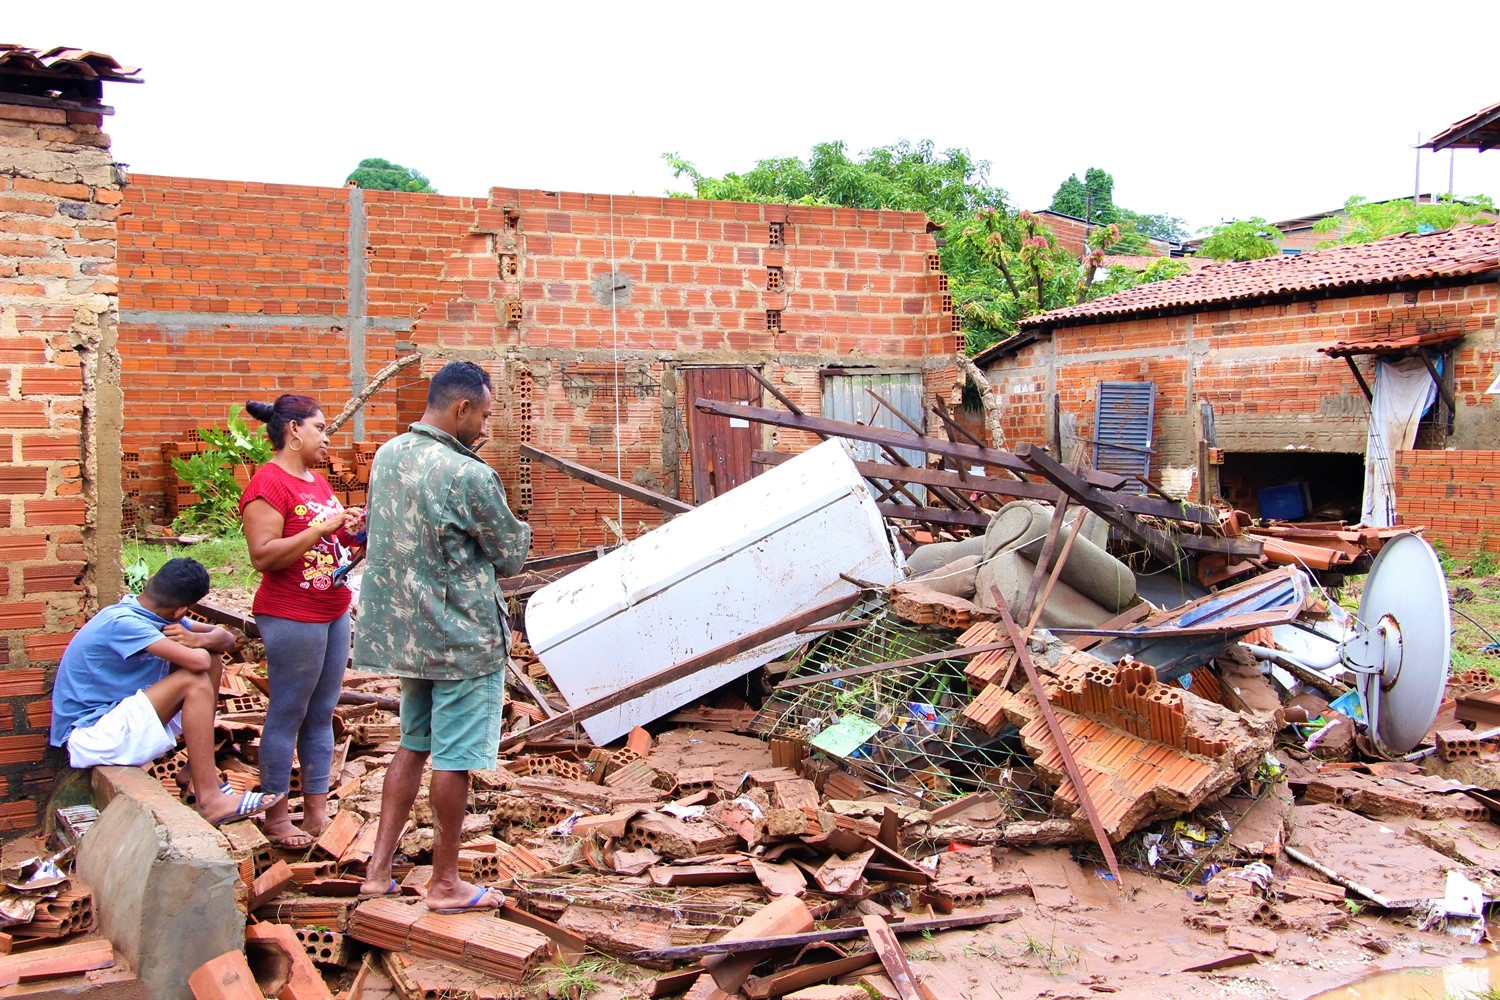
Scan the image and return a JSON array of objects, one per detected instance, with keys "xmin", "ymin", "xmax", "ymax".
[
  {"xmin": 171, "ymin": 410, "xmax": 274, "ymax": 535},
  {"xmin": 1313, "ymin": 193, "xmax": 1495, "ymax": 247},
  {"xmin": 1197, "ymin": 217, "xmax": 1284, "ymax": 261},
  {"xmin": 124, "ymin": 556, "xmax": 149, "ymax": 594}
]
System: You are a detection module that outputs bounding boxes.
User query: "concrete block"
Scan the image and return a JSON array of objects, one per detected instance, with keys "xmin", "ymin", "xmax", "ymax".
[{"xmin": 77, "ymin": 767, "xmax": 246, "ymax": 1000}]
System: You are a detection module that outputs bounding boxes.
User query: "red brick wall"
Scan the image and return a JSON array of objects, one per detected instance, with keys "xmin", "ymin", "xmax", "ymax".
[
  {"xmin": 0, "ymin": 99, "xmax": 124, "ymax": 830},
  {"xmin": 117, "ymin": 177, "xmax": 482, "ymax": 509},
  {"xmin": 119, "ymin": 178, "xmax": 955, "ymax": 553},
  {"xmin": 990, "ymin": 282, "xmax": 1499, "ymax": 499},
  {"xmin": 1035, "ymin": 212, "xmax": 1090, "ymax": 257},
  {"xmin": 410, "ymin": 190, "xmax": 952, "ymax": 553},
  {"xmin": 1395, "ymin": 450, "xmax": 1500, "ymax": 555}
]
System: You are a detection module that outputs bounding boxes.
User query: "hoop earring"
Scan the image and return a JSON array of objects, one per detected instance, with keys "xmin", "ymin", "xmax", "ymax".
[{"xmin": 289, "ymin": 438, "xmax": 304, "ymax": 452}]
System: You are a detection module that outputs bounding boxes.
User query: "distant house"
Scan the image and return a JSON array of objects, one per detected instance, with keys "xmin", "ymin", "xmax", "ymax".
[
  {"xmin": 1187, "ymin": 196, "xmax": 1453, "ymax": 257},
  {"xmin": 1423, "ymin": 99, "xmax": 1500, "ymax": 151},
  {"xmin": 976, "ymin": 225, "xmax": 1500, "ymax": 554},
  {"xmin": 1035, "ymin": 209, "xmax": 1175, "ymax": 259}
]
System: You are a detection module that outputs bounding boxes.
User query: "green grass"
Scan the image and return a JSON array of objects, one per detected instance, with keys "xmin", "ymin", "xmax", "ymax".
[{"xmin": 122, "ymin": 534, "xmax": 258, "ymax": 594}]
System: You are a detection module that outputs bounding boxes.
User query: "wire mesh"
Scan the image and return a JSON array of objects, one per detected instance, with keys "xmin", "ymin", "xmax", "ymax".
[{"xmin": 752, "ymin": 608, "xmax": 1053, "ymax": 816}]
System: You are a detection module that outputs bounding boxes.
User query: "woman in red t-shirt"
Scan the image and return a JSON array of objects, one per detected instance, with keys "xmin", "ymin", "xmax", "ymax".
[{"xmin": 240, "ymin": 394, "xmax": 363, "ymax": 850}]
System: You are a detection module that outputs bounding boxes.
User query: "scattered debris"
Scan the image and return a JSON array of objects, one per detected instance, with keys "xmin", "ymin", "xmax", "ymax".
[{"xmin": 45, "ymin": 408, "xmax": 1500, "ymax": 997}]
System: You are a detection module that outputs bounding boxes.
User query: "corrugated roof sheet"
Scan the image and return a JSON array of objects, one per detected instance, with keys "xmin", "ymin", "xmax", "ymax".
[
  {"xmin": 1022, "ymin": 223, "xmax": 1500, "ymax": 330},
  {"xmin": 0, "ymin": 45, "xmax": 141, "ymax": 81}
]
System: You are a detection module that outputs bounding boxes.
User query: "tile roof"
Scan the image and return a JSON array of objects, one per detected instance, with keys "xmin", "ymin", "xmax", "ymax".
[
  {"xmin": 1424, "ymin": 99, "xmax": 1500, "ymax": 153},
  {"xmin": 0, "ymin": 45, "xmax": 141, "ymax": 81},
  {"xmin": 1022, "ymin": 223, "xmax": 1500, "ymax": 330},
  {"xmin": 0, "ymin": 44, "xmax": 141, "ymax": 111},
  {"xmin": 1319, "ymin": 326, "xmax": 1466, "ymax": 356}
]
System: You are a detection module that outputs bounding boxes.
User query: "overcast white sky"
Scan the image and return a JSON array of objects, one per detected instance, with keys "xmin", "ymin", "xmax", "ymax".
[{"xmin": 12, "ymin": 1, "xmax": 1500, "ymax": 234}]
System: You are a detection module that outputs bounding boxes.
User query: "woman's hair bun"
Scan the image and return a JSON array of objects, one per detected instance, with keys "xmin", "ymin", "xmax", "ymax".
[{"xmin": 245, "ymin": 400, "xmax": 276, "ymax": 423}]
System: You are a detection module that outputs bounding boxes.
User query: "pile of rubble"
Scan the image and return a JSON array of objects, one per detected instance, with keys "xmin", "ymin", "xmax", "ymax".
[{"xmin": 10, "ymin": 384, "xmax": 1500, "ymax": 998}]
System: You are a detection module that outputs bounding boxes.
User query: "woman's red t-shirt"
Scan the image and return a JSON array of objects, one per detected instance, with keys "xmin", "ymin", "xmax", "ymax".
[{"xmin": 240, "ymin": 463, "xmax": 354, "ymax": 623}]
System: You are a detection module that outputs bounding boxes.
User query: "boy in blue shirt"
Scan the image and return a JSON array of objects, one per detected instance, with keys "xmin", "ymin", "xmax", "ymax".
[{"xmin": 50, "ymin": 558, "xmax": 281, "ymax": 827}]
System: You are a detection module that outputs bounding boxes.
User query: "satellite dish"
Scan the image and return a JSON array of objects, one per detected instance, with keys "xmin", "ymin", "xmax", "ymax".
[{"xmin": 1343, "ymin": 532, "xmax": 1452, "ymax": 756}]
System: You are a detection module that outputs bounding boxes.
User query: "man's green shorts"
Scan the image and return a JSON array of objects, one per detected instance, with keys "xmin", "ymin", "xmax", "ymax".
[{"xmin": 397, "ymin": 670, "xmax": 505, "ymax": 771}]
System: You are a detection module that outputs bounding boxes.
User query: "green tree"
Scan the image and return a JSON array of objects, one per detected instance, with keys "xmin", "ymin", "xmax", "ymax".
[
  {"xmin": 346, "ymin": 158, "xmax": 437, "ymax": 193},
  {"xmin": 1313, "ymin": 194, "xmax": 1495, "ymax": 247},
  {"xmin": 1048, "ymin": 167, "xmax": 1119, "ymax": 224},
  {"xmin": 1197, "ymin": 217, "xmax": 1284, "ymax": 261},
  {"xmin": 664, "ymin": 140, "xmax": 1004, "ymax": 219},
  {"xmin": 1117, "ymin": 208, "xmax": 1190, "ymax": 245},
  {"xmin": 664, "ymin": 143, "xmax": 1187, "ymax": 356}
]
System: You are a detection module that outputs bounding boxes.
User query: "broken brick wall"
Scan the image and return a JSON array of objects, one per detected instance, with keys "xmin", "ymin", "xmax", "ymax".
[
  {"xmin": 1394, "ymin": 450, "xmax": 1500, "ymax": 556},
  {"xmin": 988, "ymin": 281, "xmax": 1499, "ymax": 505},
  {"xmin": 0, "ymin": 98, "xmax": 125, "ymax": 830},
  {"xmin": 411, "ymin": 189, "xmax": 955, "ymax": 552},
  {"xmin": 118, "ymin": 178, "xmax": 956, "ymax": 554}
]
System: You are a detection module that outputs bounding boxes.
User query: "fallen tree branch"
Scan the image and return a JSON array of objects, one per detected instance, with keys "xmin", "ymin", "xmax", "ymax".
[{"xmin": 327, "ymin": 353, "xmax": 422, "ymax": 436}]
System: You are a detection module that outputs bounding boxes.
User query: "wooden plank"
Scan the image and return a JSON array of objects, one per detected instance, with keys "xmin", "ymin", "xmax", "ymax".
[
  {"xmin": 861, "ymin": 916, "xmax": 926, "ymax": 1000},
  {"xmin": 700, "ymin": 399, "xmax": 1128, "ymax": 489},
  {"xmin": 1024, "ymin": 505, "xmax": 1090, "ymax": 636},
  {"xmin": 1016, "ymin": 496, "xmax": 1070, "ymax": 624},
  {"xmin": 624, "ymin": 909, "xmax": 1021, "ymax": 963},
  {"xmin": 504, "ymin": 657, "xmax": 559, "ymax": 719},
  {"xmin": 994, "ymin": 593, "xmax": 1120, "ymax": 883},
  {"xmin": 521, "ymin": 444, "xmax": 693, "ymax": 515},
  {"xmin": 876, "ymin": 504, "xmax": 991, "ymax": 529},
  {"xmin": 863, "ymin": 387, "xmax": 980, "ymax": 512},
  {"xmin": 499, "ymin": 592, "xmax": 864, "ymax": 748},
  {"xmin": 752, "ymin": 449, "xmax": 1217, "ymax": 525},
  {"xmin": 776, "ymin": 641, "xmax": 1013, "ymax": 691},
  {"xmin": 1017, "ymin": 443, "xmax": 1260, "ymax": 563}
]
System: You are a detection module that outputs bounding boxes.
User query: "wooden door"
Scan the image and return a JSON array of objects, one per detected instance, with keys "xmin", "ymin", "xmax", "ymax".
[{"xmin": 683, "ymin": 367, "xmax": 760, "ymax": 503}]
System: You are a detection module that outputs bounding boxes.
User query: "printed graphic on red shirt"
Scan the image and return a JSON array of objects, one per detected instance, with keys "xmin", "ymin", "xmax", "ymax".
[{"xmin": 293, "ymin": 495, "xmax": 351, "ymax": 592}]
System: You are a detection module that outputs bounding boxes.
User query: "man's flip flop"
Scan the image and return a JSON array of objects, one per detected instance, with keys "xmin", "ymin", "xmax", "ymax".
[
  {"xmin": 210, "ymin": 791, "xmax": 282, "ymax": 828},
  {"xmin": 357, "ymin": 879, "xmax": 401, "ymax": 901},
  {"xmin": 431, "ymin": 886, "xmax": 505, "ymax": 914}
]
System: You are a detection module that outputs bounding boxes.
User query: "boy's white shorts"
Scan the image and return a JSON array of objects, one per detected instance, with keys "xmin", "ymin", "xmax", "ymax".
[{"xmin": 67, "ymin": 690, "xmax": 183, "ymax": 768}]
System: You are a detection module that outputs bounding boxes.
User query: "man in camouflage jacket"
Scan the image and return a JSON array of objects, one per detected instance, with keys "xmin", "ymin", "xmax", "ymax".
[{"xmin": 356, "ymin": 360, "xmax": 530, "ymax": 912}]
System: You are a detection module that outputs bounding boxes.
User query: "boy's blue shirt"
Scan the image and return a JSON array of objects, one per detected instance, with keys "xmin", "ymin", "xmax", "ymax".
[{"xmin": 49, "ymin": 595, "xmax": 188, "ymax": 746}]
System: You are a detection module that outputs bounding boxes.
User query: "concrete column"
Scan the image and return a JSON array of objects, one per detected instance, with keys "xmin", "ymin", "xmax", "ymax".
[{"xmin": 346, "ymin": 185, "xmax": 369, "ymax": 440}]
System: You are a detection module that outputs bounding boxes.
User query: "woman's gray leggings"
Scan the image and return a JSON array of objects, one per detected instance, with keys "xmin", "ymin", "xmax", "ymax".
[{"xmin": 255, "ymin": 612, "xmax": 350, "ymax": 797}]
